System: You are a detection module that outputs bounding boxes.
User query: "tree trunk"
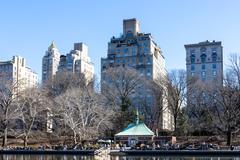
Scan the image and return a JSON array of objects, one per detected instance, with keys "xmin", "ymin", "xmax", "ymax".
[
  {"xmin": 174, "ymin": 116, "xmax": 177, "ymax": 134},
  {"xmin": 24, "ymin": 136, "xmax": 28, "ymax": 147},
  {"xmin": 73, "ymin": 131, "xmax": 77, "ymax": 145},
  {"xmin": 2, "ymin": 127, "xmax": 7, "ymax": 148},
  {"xmin": 227, "ymin": 130, "xmax": 232, "ymax": 146}
]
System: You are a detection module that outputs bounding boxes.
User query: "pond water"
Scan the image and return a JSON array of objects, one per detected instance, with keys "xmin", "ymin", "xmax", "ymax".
[{"xmin": 1, "ymin": 155, "xmax": 240, "ymax": 160}]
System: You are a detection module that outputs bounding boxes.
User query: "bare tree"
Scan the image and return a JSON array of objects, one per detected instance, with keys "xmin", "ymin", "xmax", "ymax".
[
  {"xmin": 186, "ymin": 53, "xmax": 240, "ymax": 144},
  {"xmin": 228, "ymin": 53, "xmax": 240, "ymax": 87},
  {"xmin": 102, "ymin": 67, "xmax": 143, "ymax": 110},
  {"xmin": 0, "ymin": 79, "xmax": 21, "ymax": 147},
  {"xmin": 186, "ymin": 79, "xmax": 213, "ymax": 135},
  {"xmin": 207, "ymin": 54, "xmax": 240, "ymax": 145},
  {"xmin": 167, "ymin": 69, "xmax": 186, "ymax": 133},
  {"xmin": 144, "ymin": 77, "xmax": 167, "ymax": 131},
  {"xmin": 44, "ymin": 71, "xmax": 90, "ymax": 97},
  {"xmin": 55, "ymin": 87, "xmax": 112, "ymax": 145},
  {"xmin": 17, "ymin": 87, "xmax": 48, "ymax": 147},
  {"xmin": 209, "ymin": 79, "xmax": 240, "ymax": 146},
  {"xmin": 101, "ymin": 66, "xmax": 143, "ymax": 130}
]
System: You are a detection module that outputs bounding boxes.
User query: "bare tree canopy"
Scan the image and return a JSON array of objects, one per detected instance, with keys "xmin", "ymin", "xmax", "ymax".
[
  {"xmin": 101, "ymin": 67, "xmax": 144, "ymax": 131},
  {"xmin": 167, "ymin": 69, "xmax": 186, "ymax": 133},
  {"xmin": 228, "ymin": 53, "xmax": 240, "ymax": 88},
  {"xmin": 44, "ymin": 71, "xmax": 93, "ymax": 97},
  {"xmin": 55, "ymin": 87, "xmax": 112, "ymax": 144},
  {"xmin": 0, "ymin": 79, "xmax": 21, "ymax": 147},
  {"xmin": 101, "ymin": 66, "xmax": 143, "ymax": 110},
  {"xmin": 17, "ymin": 87, "xmax": 49, "ymax": 147},
  {"xmin": 208, "ymin": 54, "xmax": 240, "ymax": 145},
  {"xmin": 187, "ymin": 53, "xmax": 240, "ymax": 145}
]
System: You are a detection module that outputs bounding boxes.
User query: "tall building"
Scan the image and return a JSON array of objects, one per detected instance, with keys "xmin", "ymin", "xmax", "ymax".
[
  {"xmin": 42, "ymin": 42, "xmax": 61, "ymax": 83},
  {"xmin": 0, "ymin": 55, "xmax": 38, "ymax": 89},
  {"xmin": 185, "ymin": 40, "xmax": 223, "ymax": 85},
  {"xmin": 185, "ymin": 40, "xmax": 223, "ymax": 110},
  {"xmin": 101, "ymin": 18, "xmax": 173, "ymax": 131},
  {"xmin": 58, "ymin": 43, "xmax": 94, "ymax": 83}
]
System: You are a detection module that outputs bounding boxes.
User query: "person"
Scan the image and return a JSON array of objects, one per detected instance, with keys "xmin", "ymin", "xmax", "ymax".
[
  {"xmin": 152, "ymin": 143, "xmax": 156, "ymax": 150},
  {"xmin": 73, "ymin": 145, "xmax": 78, "ymax": 150},
  {"xmin": 63, "ymin": 145, "xmax": 67, "ymax": 151},
  {"xmin": 140, "ymin": 143, "xmax": 145, "ymax": 150}
]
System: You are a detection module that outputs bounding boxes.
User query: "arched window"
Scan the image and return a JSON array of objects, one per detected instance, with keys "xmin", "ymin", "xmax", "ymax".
[
  {"xmin": 190, "ymin": 54, "xmax": 195, "ymax": 63},
  {"xmin": 212, "ymin": 52, "xmax": 217, "ymax": 62},
  {"xmin": 201, "ymin": 54, "xmax": 207, "ymax": 63}
]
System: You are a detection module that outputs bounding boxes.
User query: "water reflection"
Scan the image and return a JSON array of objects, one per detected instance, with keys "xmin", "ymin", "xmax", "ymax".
[
  {"xmin": 0, "ymin": 155, "xmax": 240, "ymax": 160},
  {"xmin": 110, "ymin": 156, "xmax": 240, "ymax": 160},
  {"xmin": 0, "ymin": 155, "xmax": 94, "ymax": 160}
]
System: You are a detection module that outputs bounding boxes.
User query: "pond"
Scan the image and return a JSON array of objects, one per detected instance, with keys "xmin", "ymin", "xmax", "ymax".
[{"xmin": 1, "ymin": 155, "xmax": 240, "ymax": 160}]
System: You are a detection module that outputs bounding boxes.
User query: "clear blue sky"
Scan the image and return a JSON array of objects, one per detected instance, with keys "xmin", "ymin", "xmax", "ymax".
[{"xmin": 1, "ymin": 0, "xmax": 240, "ymax": 81}]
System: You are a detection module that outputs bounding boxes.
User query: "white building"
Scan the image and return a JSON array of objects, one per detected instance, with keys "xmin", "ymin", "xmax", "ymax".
[
  {"xmin": 42, "ymin": 41, "xmax": 61, "ymax": 83},
  {"xmin": 0, "ymin": 55, "xmax": 38, "ymax": 89},
  {"xmin": 58, "ymin": 43, "xmax": 94, "ymax": 83}
]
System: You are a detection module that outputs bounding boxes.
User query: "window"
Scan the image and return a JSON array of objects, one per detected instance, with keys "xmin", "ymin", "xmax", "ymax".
[
  {"xmin": 201, "ymin": 71, "xmax": 206, "ymax": 77},
  {"xmin": 212, "ymin": 64, "xmax": 216, "ymax": 69},
  {"xmin": 202, "ymin": 64, "xmax": 205, "ymax": 70},
  {"xmin": 124, "ymin": 48, "xmax": 128, "ymax": 53},
  {"xmin": 213, "ymin": 70, "xmax": 217, "ymax": 76},
  {"xmin": 108, "ymin": 54, "xmax": 115, "ymax": 59},
  {"xmin": 190, "ymin": 54, "xmax": 195, "ymax": 63},
  {"xmin": 140, "ymin": 69, "xmax": 144, "ymax": 76},
  {"xmin": 147, "ymin": 68, "xmax": 151, "ymax": 76},
  {"xmin": 116, "ymin": 49, "xmax": 120, "ymax": 54},
  {"xmin": 191, "ymin": 65, "xmax": 195, "ymax": 71},
  {"xmin": 143, "ymin": 41, "xmax": 148, "ymax": 47},
  {"xmin": 132, "ymin": 58, "xmax": 136, "ymax": 64},
  {"xmin": 147, "ymin": 57, "xmax": 152, "ymax": 64},
  {"xmin": 212, "ymin": 51, "xmax": 217, "ymax": 62},
  {"xmin": 132, "ymin": 48, "xmax": 137, "ymax": 56},
  {"xmin": 139, "ymin": 56, "xmax": 143, "ymax": 64},
  {"xmin": 144, "ymin": 47, "xmax": 148, "ymax": 53},
  {"xmin": 201, "ymin": 54, "xmax": 207, "ymax": 63}
]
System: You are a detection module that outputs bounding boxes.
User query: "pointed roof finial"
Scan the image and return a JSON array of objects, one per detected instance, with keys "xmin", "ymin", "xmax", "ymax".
[
  {"xmin": 136, "ymin": 108, "xmax": 139, "ymax": 125},
  {"xmin": 49, "ymin": 41, "xmax": 56, "ymax": 49}
]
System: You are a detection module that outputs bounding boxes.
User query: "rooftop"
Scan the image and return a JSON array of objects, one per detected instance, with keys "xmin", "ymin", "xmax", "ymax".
[
  {"xmin": 48, "ymin": 41, "xmax": 57, "ymax": 50},
  {"xmin": 115, "ymin": 122, "xmax": 154, "ymax": 137},
  {"xmin": 184, "ymin": 40, "xmax": 222, "ymax": 48},
  {"xmin": 0, "ymin": 60, "xmax": 13, "ymax": 65}
]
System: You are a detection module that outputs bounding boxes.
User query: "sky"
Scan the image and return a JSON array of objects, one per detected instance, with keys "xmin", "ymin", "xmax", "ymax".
[{"xmin": 0, "ymin": 0, "xmax": 240, "ymax": 82}]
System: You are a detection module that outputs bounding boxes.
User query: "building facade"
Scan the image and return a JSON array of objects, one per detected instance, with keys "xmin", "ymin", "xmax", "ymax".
[
  {"xmin": 42, "ymin": 42, "xmax": 94, "ymax": 84},
  {"xmin": 42, "ymin": 42, "xmax": 61, "ymax": 83},
  {"xmin": 58, "ymin": 43, "xmax": 94, "ymax": 83},
  {"xmin": 101, "ymin": 18, "xmax": 173, "ymax": 131},
  {"xmin": 0, "ymin": 55, "xmax": 38, "ymax": 89},
  {"xmin": 185, "ymin": 40, "xmax": 223, "ymax": 85},
  {"xmin": 185, "ymin": 40, "xmax": 223, "ymax": 110}
]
